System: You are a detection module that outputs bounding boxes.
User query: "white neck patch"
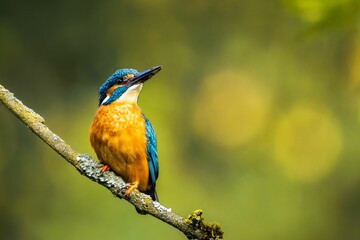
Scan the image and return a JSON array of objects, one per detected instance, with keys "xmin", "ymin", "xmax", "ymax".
[{"xmin": 101, "ymin": 95, "xmax": 110, "ymax": 105}]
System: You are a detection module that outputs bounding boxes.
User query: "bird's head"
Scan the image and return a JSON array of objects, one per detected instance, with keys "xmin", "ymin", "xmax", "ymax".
[{"xmin": 98, "ymin": 66, "xmax": 161, "ymax": 106}]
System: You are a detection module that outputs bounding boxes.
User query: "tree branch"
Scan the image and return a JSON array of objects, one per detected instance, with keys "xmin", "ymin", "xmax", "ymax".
[{"xmin": 0, "ymin": 84, "xmax": 223, "ymax": 240}]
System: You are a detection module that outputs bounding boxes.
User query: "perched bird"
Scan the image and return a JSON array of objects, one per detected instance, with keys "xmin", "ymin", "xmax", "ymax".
[{"xmin": 90, "ymin": 66, "xmax": 161, "ymax": 203}]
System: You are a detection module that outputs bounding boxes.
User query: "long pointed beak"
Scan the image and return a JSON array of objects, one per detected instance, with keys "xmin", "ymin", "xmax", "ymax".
[{"xmin": 128, "ymin": 66, "xmax": 162, "ymax": 86}]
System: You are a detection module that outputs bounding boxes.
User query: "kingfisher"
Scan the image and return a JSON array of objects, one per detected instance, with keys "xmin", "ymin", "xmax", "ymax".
[{"xmin": 90, "ymin": 66, "xmax": 161, "ymax": 204}]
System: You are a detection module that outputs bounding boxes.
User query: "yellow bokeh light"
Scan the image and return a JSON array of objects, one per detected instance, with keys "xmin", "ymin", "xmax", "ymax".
[
  {"xmin": 192, "ymin": 70, "xmax": 271, "ymax": 148},
  {"xmin": 348, "ymin": 32, "xmax": 360, "ymax": 122},
  {"xmin": 273, "ymin": 103, "xmax": 343, "ymax": 182},
  {"xmin": 349, "ymin": 32, "xmax": 360, "ymax": 89},
  {"xmin": 283, "ymin": 0, "xmax": 351, "ymax": 23}
]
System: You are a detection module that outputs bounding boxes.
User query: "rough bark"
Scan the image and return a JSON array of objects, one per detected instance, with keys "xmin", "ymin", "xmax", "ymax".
[{"xmin": 0, "ymin": 84, "xmax": 223, "ymax": 240}]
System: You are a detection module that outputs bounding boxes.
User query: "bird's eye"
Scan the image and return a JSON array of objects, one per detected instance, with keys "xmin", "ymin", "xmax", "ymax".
[{"xmin": 122, "ymin": 74, "xmax": 135, "ymax": 82}]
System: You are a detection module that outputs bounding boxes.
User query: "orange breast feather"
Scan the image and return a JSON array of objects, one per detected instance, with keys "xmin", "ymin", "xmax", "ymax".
[{"xmin": 90, "ymin": 102, "xmax": 149, "ymax": 191}]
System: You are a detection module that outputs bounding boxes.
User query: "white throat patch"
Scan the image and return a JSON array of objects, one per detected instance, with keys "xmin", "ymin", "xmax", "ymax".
[{"xmin": 117, "ymin": 83, "xmax": 143, "ymax": 103}]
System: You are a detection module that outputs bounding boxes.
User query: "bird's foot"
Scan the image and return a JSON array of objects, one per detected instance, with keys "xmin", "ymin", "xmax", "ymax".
[
  {"xmin": 100, "ymin": 164, "xmax": 110, "ymax": 173},
  {"xmin": 125, "ymin": 181, "xmax": 139, "ymax": 196}
]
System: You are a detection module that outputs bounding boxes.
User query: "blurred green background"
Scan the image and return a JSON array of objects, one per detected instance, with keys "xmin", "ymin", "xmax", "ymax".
[{"xmin": 1, "ymin": 0, "xmax": 360, "ymax": 239}]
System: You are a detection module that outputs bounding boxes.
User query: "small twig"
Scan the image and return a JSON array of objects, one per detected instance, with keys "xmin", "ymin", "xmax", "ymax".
[{"xmin": 0, "ymin": 84, "xmax": 223, "ymax": 240}]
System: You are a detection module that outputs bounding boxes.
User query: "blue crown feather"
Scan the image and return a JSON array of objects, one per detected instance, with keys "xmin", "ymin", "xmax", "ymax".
[{"xmin": 98, "ymin": 68, "xmax": 139, "ymax": 106}]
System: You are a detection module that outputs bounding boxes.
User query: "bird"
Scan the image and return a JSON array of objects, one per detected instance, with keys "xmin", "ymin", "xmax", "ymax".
[{"xmin": 90, "ymin": 66, "xmax": 161, "ymax": 204}]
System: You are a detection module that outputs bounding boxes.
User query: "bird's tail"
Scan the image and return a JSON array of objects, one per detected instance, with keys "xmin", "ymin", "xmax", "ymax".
[{"xmin": 149, "ymin": 188, "xmax": 159, "ymax": 202}]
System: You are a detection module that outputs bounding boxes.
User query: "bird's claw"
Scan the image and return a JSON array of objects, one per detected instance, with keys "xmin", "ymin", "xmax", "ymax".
[
  {"xmin": 125, "ymin": 181, "xmax": 139, "ymax": 196},
  {"xmin": 100, "ymin": 164, "xmax": 110, "ymax": 173}
]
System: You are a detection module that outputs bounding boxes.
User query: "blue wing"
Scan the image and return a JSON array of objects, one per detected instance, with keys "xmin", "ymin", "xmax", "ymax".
[{"xmin": 144, "ymin": 116, "xmax": 159, "ymax": 193}]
